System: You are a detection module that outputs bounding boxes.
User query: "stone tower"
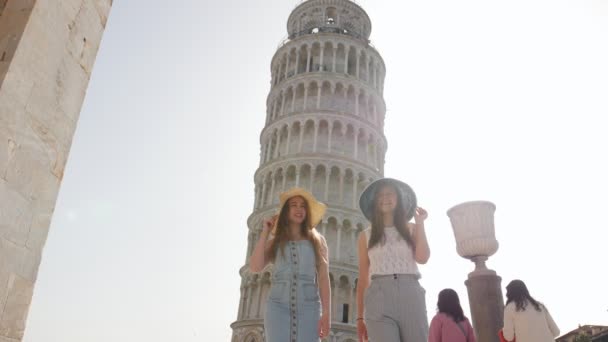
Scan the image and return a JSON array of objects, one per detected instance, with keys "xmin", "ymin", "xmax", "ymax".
[
  {"xmin": 231, "ymin": 0, "xmax": 387, "ymax": 341},
  {"xmin": 1, "ymin": 1, "xmax": 112, "ymax": 340}
]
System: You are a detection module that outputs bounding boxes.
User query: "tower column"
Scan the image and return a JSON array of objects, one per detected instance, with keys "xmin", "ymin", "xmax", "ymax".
[
  {"xmin": 306, "ymin": 48, "xmax": 311, "ymax": 73},
  {"xmin": 269, "ymin": 178, "xmax": 276, "ymax": 205},
  {"xmin": 313, "ymin": 121, "xmax": 319, "ymax": 152},
  {"xmin": 274, "ymin": 131, "xmax": 281, "ymax": 158},
  {"xmin": 298, "ymin": 123, "xmax": 305, "ymax": 153},
  {"xmin": 348, "ymin": 281, "xmax": 354, "ymax": 321},
  {"xmin": 324, "ymin": 171, "xmax": 330, "ymax": 202},
  {"xmin": 354, "ymin": 130, "xmax": 359, "ymax": 160},
  {"xmin": 261, "ymin": 181, "xmax": 268, "ymax": 207},
  {"xmin": 266, "ymin": 138, "xmax": 272, "ymax": 162},
  {"xmin": 328, "ymin": 122, "xmax": 333, "ymax": 153},
  {"xmin": 282, "ymin": 171, "xmax": 287, "ymax": 192},
  {"xmin": 285, "ymin": 125, "xmax": 292, "ymax": 155},
  {"xmin": 320, "ymin": 46, "xmax": 325, "ymax": 71},
  {"xmin": 339, "ymin": 170, "xmax": 345, "ymax": 203},
  {"xmin": 352, "ymin": 177, "xmax": 358, "ymax": 208},
  {"xmin": 336, "ymin": 225, "xmax": 342, "ymax": 261},
  {"xmin": 256, "ymin": 282, "xmax": 263, "ymax": 318},
  {"xmin": 344, "ymin": 46, "xmax": 350, "ymax": 75},
  {"xmin": 332, "ymin": 46, "xmax": 337, "ymax": 72},
  {"xmin": 356, "ymin": 51, "xmax": 360, "ymax": 79},
  {"xmin": 316, "ymin": 86, "xmax": 322, "ymax": 109},
  {"xmin": 366, "ymin": 57, "xmax": 370, "ymax": 82},
  {"xmin": 355, "ymin": 91, "xmax": 360, "ymax": 116},
  {"xmin": 280, "ymin": 92, "xmax": 286, "ymax": 116}
]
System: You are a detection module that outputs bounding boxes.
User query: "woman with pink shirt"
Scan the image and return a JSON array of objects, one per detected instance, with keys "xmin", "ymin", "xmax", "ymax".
[{"xmin": 428, "ymin": 289, "xmax": 476, "ymax": 342}]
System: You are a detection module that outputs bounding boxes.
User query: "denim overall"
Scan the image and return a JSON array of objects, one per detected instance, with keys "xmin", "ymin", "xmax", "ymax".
[{"xmin": 264, "ymin": 240, "xmax": 321, "ymax": 342}]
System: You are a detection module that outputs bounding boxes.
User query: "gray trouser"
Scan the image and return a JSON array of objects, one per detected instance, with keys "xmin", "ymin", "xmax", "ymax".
[{"xmin": 364, "ymin": 274, "xmax": 429, "ymax": 342}]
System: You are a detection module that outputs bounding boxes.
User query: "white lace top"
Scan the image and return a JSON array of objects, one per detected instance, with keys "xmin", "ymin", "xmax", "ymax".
[{"xmin": 365, "ymin": 227, "xmax": 420, "ymax": 277}]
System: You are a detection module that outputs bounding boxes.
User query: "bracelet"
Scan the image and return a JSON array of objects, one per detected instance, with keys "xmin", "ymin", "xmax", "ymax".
[{"xmin": 356, "ymin": 317, "xmax": 364, "ymax": 321}]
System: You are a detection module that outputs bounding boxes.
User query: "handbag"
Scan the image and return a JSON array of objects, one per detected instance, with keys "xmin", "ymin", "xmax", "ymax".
[
  {"xmin": 498, "ymin": 329, "xmax": 516, "ymax": 342},
  {"xmin": 456, "ymin": 321, "xmax": 468, "ymax": 340}
]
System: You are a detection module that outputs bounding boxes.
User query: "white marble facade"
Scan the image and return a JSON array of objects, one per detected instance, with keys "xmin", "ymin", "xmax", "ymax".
[
  {"xmin": 231, "ymin": 1, "xmax": 387, "ymax": 341},
  {"xmin": 0, "ymin": 1, "xmax": 111, "ymax": 341}
]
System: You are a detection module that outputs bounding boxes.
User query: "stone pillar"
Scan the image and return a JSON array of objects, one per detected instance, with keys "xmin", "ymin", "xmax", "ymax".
[
  {"xmin": 465, "ymin": 263, "xmax": 504, "ymax": 342},
  {"xmin": 0, "ymin": 1, "xmax": 112, "ymax": 341},
  {"xmin": 447, "ymin": 201, "xmax": 502, "ymax": 342}
]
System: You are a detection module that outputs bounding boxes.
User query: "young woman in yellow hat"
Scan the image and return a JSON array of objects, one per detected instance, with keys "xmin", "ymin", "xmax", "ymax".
[{"xmin": 249, "ymin": 187, "xmax": 331, "ymax": 342}]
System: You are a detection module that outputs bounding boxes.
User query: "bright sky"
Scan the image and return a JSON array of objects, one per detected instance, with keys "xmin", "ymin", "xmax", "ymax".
[{"xmin": 22, "ymin": 1, "xmax": 608, "ymax": 341}]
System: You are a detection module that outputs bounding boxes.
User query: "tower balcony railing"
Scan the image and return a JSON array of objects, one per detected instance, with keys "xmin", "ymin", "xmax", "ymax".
[
  {"xmin": 293, "ymin": 0, "xmax": 362, "ymax": 9},
  {"xmin": 277, "ymin": 25, "xmax": 374, "ymax": 50}
]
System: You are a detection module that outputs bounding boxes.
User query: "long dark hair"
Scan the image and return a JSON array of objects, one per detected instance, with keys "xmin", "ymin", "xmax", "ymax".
[
  {"xmin": 268, "ymin": 196, "xmax": 324, "ymax": 267},
  {"xmin": 506, "ymin": 279, "xmax": 542, "ymax": 312},
  {"xmin": 367, "ymin": 182, "xmax": 414, "ymax": 250},
  {"xmin": 437, "ymin": 289, "xmax": 466, "ymax": 322}
]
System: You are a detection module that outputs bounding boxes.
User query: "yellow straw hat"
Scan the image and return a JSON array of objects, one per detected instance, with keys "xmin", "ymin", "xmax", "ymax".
[{"xmin": 271, "ymin": 187, "xmax": 327, "ymax": 235}]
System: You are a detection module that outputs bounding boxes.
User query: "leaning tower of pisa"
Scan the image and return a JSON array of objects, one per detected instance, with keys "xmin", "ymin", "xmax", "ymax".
[{"xmin": 231, "ymin": 1, "xmax": 387, "ymax": 341}]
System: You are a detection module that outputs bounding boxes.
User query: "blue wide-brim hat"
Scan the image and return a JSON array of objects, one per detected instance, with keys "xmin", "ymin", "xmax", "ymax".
[{"xmin": 358, "ymin": 178, "xmax": 417, "ymax": 222}]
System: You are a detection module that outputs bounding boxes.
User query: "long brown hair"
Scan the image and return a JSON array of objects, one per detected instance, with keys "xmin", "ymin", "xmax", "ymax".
[
  {"xmin": 268, "ymin": 196, "xmax": 326, "ymax": 268},
  {"xmin": 367, "ymin": 184, "xmax": 415, "ymax": 250}
]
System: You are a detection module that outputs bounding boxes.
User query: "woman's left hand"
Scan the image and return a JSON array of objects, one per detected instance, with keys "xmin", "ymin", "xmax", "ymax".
[
  {"xmin": 414, "ymin": 207, "xmax": 428, "ymax": 224},
  {"xmin": 318, "ymin": 313, "xmax": 330, "ymax": 339}
]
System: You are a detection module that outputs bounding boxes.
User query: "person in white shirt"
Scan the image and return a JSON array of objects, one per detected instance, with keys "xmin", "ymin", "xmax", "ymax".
[
  {"xmin": 501, "ymin": 279, "xmax": 560, "ymax": 342},
  {"xmin": 355, "ymin": 178, "xmax": 431, "ymax": 342}
]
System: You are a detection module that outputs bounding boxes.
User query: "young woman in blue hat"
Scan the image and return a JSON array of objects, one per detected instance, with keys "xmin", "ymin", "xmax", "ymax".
[
  {"xmin": 355, "ymin": 178, "xmax": 431, "ymax": 342},
  {"xmin": 249, "ymin": 187, "xmax": 331, "ymax": 342}
]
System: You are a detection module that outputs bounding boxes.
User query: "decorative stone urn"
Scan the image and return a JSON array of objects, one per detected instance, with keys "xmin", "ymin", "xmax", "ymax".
[{"xmin": 447, "ymin": 201, "xmax": 498, "ymax": 276}]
